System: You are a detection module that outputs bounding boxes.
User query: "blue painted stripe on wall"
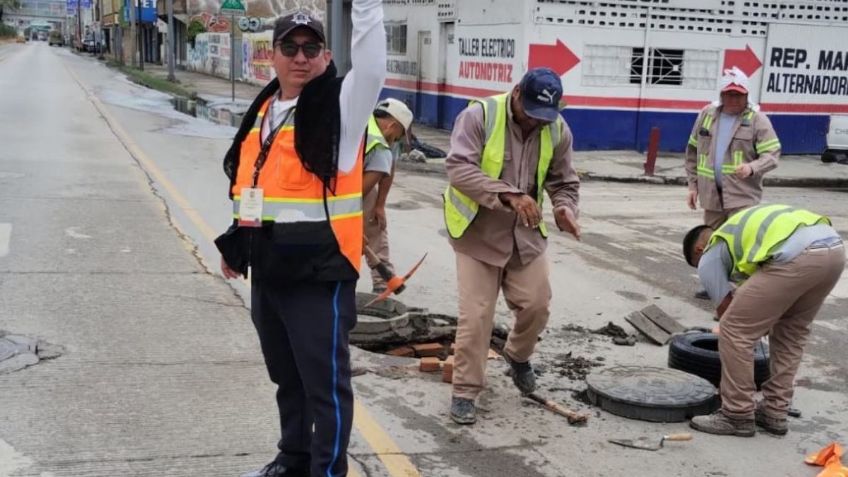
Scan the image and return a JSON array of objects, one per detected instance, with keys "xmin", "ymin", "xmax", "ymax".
[{"xmin": 381, "ymin": 88, "xmax": 827, "ymax": 154}]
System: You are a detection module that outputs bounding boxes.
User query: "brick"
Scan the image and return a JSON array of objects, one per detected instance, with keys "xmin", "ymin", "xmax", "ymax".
[
  {"xmin": 386, "ymin": 346, "xmax": 415, "ymax": 357},
  {"xmin": 419, "ymin": 357, "xmax": 441, "ymax": 372},
  {"xmin": 412, "ymin": 342, "xmax": 444, "ymax": 358},
  {"xmin": 442, "ymin": 356, "xmax": 454, "ymax": 383}
]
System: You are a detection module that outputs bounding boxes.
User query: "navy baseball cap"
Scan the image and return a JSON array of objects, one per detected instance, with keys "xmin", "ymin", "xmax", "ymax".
[{"xmin": 519, "ymin": 68, "xmax": 563, "ymax": 122}]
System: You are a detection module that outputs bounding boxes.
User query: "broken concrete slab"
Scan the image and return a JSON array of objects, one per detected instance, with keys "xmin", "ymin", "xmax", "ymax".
[
  {"xmin": 625, "ymin": 311, "xmax": 671, "ymax": 345},
  {"xmin": 641, "ymin": 304, "xmax": 686, "ymax": 334}
]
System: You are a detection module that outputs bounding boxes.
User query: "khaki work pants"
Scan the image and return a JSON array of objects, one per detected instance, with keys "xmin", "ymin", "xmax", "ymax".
[
  {"xmin": 719, "ymin": 243, "xmax": 845, "ymax": 419},
  {"xmin": 703, "ymin": 207, "xmax": 745, "ymax": 229},
  {"xmin": 452, "ymin": 251, "xmax": 552, "ymax": 400},
  {"xmin": 363, "ymin": 187, "xmax": 394, "ymax": 291}
]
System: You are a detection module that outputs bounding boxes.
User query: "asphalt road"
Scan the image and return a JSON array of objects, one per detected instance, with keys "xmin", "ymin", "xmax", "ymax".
[{"xmin": 1, "ymin": 42, "xmax": 846, "ymax": 477}]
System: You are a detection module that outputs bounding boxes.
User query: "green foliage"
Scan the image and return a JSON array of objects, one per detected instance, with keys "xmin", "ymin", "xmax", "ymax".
[
  {"xmin": 0, "ymin": 22, "xmax": 16, "ymax": 38},
  {"xmin": 112, "ymin": 64, "xmax": 195, "ymax": 99},
  {"xmin": 187, "ymin": 20, "xmax": 206, "ymax": 44}
]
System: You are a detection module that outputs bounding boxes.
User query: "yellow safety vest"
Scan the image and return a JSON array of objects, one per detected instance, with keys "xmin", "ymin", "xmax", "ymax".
[
  {"xmin": 365, "ymin": 115, "xmax": 389, "ymax": 155},
  {"xmin": 708, "ymin": 204, "xmax": 830, "ymax": 278},
  {"xmin": 443, "ymin": 93, "xmax": 561, "ymax": 239}
]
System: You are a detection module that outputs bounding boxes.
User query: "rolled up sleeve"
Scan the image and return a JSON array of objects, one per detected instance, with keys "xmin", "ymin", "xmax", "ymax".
[{"xmin": 545, "ymin": 119, "xmax": 580, "ymax": 215}]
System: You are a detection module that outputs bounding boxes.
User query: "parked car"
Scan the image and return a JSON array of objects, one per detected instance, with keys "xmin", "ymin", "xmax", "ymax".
[
  {"xmin": 37, "ymin": 31, "xmax": 47, "ymax": 41},
  {"xmin": 82, "ymin": 33, "xmax": 96, "ymax": 53},
  {"xmin": 48, "ymin": 31, "xmax": 64, "ymax": 46},
  {"xmin": 822, "ymin": 115, "xmax": 848, "ymax": 164}
]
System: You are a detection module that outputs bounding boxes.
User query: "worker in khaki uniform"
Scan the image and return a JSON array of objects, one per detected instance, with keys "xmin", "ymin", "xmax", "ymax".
[
  {"xmin": 682, "ymin": 204, "xmax": 844, "ymax": 437},
  {"xmin": 684, "ymin": 67, "xmax": 781, "ymax": 230},
  {"xmin": 444, "ymin": 68, "xmax": 580, "ymax": 425},
  {"xmin": 362, "ymin": 99, "xmax": 413, "ymax": 292}
]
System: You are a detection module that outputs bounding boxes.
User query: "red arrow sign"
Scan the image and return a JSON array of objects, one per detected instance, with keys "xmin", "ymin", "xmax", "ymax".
[
  {"xmin": 723, "ymin": 45, "xmax": 762, "ymax": 77},
  {"xmin": 528, "ymin": 39, "xmax": 580, "ymax": 76}
]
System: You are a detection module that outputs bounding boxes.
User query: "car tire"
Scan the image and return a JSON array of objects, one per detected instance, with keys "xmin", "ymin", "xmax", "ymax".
[
  {"xmin": 822, "ymin": 150, "xmax": 838, "ymax": 163},
  {"xmin": 668, "ymin": 332, "xmax": 770, "ymax": 390}
]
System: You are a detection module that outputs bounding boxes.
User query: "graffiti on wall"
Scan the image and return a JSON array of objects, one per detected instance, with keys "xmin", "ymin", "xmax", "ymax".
[
  {"xmin": 189, "ymin": 12, "xmax": 230, "ymax": 33},
  {"xmin": 242, "ymin": 30, "xmax": 275, "ymax": 85},
  {"xmin": 188, "ymin": 32, "xmax": 232, "ymax": 79},
  {"xmin": 186, "ymin": 0, "xmax": 326, "ymax": 21}
]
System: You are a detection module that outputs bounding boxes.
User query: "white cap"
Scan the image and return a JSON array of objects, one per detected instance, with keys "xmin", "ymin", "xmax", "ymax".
[
  {"xmin": 375, "ymin": 98, "xmax": 414, "ymax": 132},
  {"xmin": 720, "ymin": 66, "xmax": 750, "ymax": 94}
]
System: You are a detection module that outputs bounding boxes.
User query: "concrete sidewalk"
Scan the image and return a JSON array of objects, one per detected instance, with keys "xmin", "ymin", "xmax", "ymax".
[{"xmin": 138, "ymin": 62, "xmax": 848, "ymax": 188}]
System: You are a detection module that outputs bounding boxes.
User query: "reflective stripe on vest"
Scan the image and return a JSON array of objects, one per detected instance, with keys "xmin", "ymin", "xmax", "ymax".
[
  {"xmin": 696, "ymin": 109, "xmax": 760, "ymax": 181},
  {"xmin": 443, "ymin": 93, "xmax": 559, "ymax": 239},
  {"xmin": 232, "ymin": 193, "xmax": 363, "ymax": 222},
  {"xmin": 231, "ymin": 97, "xmax": 364, "ymax": 272},
  {"xmin": 365, "ymin": 115, "xmax": 389, "ymax": 154},
  {"xmin": 707, "ymin": 204, "xmax": 831, "ymax": 278}
]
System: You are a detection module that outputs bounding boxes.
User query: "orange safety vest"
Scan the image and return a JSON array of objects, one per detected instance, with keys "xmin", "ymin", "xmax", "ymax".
[{"xmin": 230, "ymin": 98, "xmax": 364, "ymax": 273}]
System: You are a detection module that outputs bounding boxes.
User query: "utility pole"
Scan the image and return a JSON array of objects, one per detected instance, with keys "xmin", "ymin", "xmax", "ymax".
[
  {"xmin": 166, "ymin": 0, "xmax": 175, "ymax": 81},
  {"xmin": 330, "ymin": 0, "xmax": 342, "ymax": 73},
  {"xmin": 76, "ymin": 0, "xmax": 81, "ymax": 50},
  {"xmin": 128, "ymin": 0, "xmax": 136, "ymax": 67},
  {"xmin": 137, "ymin": 0, "xmax": 143, "ymax": 70}
]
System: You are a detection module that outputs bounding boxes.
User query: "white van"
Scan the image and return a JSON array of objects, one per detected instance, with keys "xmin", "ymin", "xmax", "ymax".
[{"xmin": 823, "ymin": 115, "xmax": 848, "ymax": 163}]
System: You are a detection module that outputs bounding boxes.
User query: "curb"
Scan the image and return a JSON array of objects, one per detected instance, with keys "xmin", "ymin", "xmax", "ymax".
[
  {"xmin": 398, "ymin": 162, "xmax": 848, "ymax": 188},
  {"xmin": 582, "ymin": 173, "xmax": 848, "ymax": 188}
]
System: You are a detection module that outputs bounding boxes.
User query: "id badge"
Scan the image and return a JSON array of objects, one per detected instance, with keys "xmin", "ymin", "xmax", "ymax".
[{"xmin": 238, "ymin": 188, "xmax": 264, "ymax": 227}]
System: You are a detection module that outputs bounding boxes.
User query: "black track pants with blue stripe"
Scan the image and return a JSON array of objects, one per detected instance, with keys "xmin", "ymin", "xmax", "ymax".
[{"xmin": 251, "ymin": 279, "xmax": 357, "ymax": 477}]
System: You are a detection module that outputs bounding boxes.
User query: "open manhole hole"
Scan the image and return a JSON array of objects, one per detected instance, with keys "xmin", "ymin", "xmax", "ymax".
[
  {"xmin": 0, "ymin": 331, "xmax": 63, "ymax": 374},
  {"xmin": 353, "ymin": 292, "xmax": 507, "ymax": 359},
  {"xmin": 586, "ymin": 366, "xmax": 718, "ymax": 422}
]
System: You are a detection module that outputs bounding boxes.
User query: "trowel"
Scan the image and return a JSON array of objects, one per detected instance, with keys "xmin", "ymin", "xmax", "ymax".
[{"xmin": 608, "ymin": 433, "xmax": 692, "ymax": 451}]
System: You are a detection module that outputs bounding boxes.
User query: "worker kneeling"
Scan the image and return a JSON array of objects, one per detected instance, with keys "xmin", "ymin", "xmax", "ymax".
[
  {"xmin": 682, "ymin": 204, "xmax": 844, "ymax": 437},
  {"xmin": 444, "ymin": 68, "xmax": 581, "ymax": 425}
]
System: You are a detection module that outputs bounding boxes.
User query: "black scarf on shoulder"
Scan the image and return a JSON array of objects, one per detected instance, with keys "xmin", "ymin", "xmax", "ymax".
[{"xmin": 223, "ymin": 61, "xmax": 343, "ymax": 196}]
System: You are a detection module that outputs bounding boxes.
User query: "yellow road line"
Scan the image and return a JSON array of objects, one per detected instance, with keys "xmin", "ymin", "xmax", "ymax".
[
  {"xmin": 64, "ymin": 61, "xmax": 420, "ymax": 477},
  {"xmin": 354, "ymin": 401, "xmax": 421, "ymax": 477}
]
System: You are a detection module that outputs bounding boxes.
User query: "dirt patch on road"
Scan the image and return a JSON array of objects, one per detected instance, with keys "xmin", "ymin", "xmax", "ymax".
[{"xmin": 550, "ymin": 352, "xmax": 604, "ymax": 380}]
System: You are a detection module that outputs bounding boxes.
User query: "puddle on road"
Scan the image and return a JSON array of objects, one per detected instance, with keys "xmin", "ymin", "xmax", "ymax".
[{"xmin": 171, "ymin": 97, "xmax": 245, "ymax": 128}]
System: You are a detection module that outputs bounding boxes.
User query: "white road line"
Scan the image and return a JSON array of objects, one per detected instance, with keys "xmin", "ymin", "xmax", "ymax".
[{"xmin": 0, "ymin": 223, "xmax": 11, "ymax": 257}]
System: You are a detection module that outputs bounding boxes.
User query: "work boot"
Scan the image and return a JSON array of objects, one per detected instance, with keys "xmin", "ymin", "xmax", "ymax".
[
  {"xmin": 503, "ymin": 352, "xmax": 537, "ymax": 395},
  {"xmin": 240, "ymin": 461, "xmax": 310, "ymax": 477},
  {"xmin": 690, "ymin": 411, "xmax": 755, "ymax": 437},
  {"xmin": 450, "ymin": 397, "xmax": 476, "ymax": 425},
  {"xmin": 755, "ymin": 404, "xmax": 788, "ymax": 436}
]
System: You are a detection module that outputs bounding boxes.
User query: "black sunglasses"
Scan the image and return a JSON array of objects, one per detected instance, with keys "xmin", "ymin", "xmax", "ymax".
[{"xmin": 277, "ymin": 41, "xmax": 323, "ymax": 59}]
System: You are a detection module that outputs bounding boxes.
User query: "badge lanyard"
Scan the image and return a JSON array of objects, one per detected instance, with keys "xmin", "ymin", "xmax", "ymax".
[
  {"xmin": 238, "ymin": 103, "xmax": 294, "ymax": 227},
  {"xmin": 252, "ymin": 106, "xmax": 294, "ymax": 188}
]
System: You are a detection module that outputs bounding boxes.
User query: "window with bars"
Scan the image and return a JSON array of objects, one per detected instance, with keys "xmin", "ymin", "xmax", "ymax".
[
  {"xmin": 583, "ymin": 45, "xmax": 718, "ymax": 89},
  {"xmin": 631, "ymin": 47, "xmax": 683, "ymax": 85},
  {"xmin": 386, "ymin": 24, "xmax": 408, "ymax": 55}
]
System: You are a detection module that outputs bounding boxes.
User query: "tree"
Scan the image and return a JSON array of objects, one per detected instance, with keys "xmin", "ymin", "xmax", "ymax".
[{"xmin": 0, "ymin": 0, "xmax": 21, "ymax": 24}]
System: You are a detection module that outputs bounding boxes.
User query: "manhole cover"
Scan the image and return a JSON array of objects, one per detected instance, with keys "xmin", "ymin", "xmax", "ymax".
[
  {"xmin": 586, "ymin": 366, "xmax": 718, "ymax": 422},
  {"xmin": 0, "ymin": 331, "xmax": 63, "ymax": 374},
  {"xmin": 352, "ymin": 292, "xmax": 458, "ymax": 351}
]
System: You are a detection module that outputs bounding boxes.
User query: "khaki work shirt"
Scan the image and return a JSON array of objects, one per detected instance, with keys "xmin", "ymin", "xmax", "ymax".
[
  {"xmin": 685, "ymin": 104, "xmax": 780, "ymax": 211},
  {"xmin": 445, "ymin": 101, "xmax": 580, "ymax": 268}
]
